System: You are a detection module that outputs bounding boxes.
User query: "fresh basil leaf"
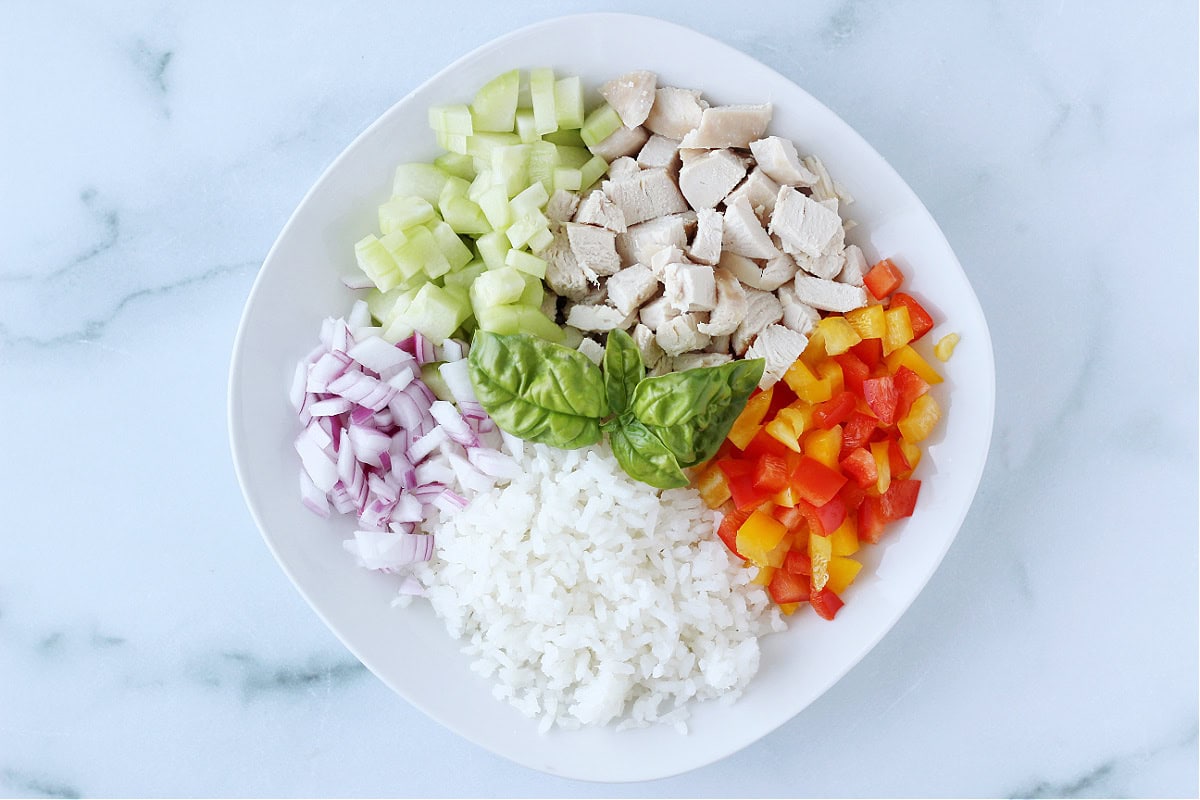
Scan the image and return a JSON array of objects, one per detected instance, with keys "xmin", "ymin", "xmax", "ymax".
[
  {"xmin": 630, "ymin": 358, "xmax": 765, "ymax": 467},
  {"xmin": 468, "ymin": 331, "xmax": 608, "ymax": 449},
  {"xmin": 607, "ymin": 414, "xmax": 689, "ymax": 489},
  {"xmin": 601, "ymin": 329, "xmax": 644, "ymax": 415}
]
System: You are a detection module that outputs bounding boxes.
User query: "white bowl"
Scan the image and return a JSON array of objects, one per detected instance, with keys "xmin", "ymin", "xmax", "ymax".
[{"xmin": 228, "ymin": 12, "xmax": 995, "ymax": 782}]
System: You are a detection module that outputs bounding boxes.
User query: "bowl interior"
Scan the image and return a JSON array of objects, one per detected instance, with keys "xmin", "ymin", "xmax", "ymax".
[{"xmin": 228, "ymin": 12, "xmax": 995, "ymax": 782}]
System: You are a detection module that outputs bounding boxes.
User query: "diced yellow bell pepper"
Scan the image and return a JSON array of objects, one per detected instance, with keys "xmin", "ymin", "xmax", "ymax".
[
  {"xmin": 935, "ymin": 332, "xmax": 960, "ymax": 362},
  {"xmin": 803, "ymin": 426, "xmax": 843, "ymax": 469},
  {"xmin": 809, "ymin": 530, "xmax": 832, "ymax": 591},
  {"xmin": 830, "ymin": 516, "xmax": 859, "ymax": 556},
  {"xmin": 817, "ymin": 359, "xmax": 844, "ymax": 395},
  {"xmin": 736, "ymin": 509, "xmax": 788, "ymax": 568},
  {"xmin": 751, "ymin": 565, "xmax": 775, "ymax": 586},
  {"xmin": 882, "ymin": 305, "xmax": 914, "ymax": 356},
  {"xmin": 694, "ymin": 462, "xmax": 731, "ymax": 509},
  {"xmin": 870, "ymin": 440, "xmax": 891, "ymax": 494},
  {"xmin": 845, "ymin": 304, "xmax": 886, "ymax": 340},
  {"xmin": 765, "ymin": 419, "xmax": 803, "ymax": 453},
  {"xmin": 898, "ymin": 394, "xmax": 941, "ymax": 443},
  {"xmin": 773, "ymin": 486, "xmax": 798, "ymax": 507},
  {"xmin": 884, "ymin": 344, "xmax": 943, "ymax": 384},
  {"xmin": 898, "ymin": 438, "xmax": 922, "ymax": 473},
  {"xmin": 782, "ymin": 402, "xmax": 814, "ymax": 432},
  {"xmin": 800, "ymin": 327, "xmax": 827, "ymax": 367},
  {"xmin": 784, "ymin": 360, "xmax": 833, "ymax": 403},
  {"xmin": 728, "ymin": 387, "xmax": 774, "ymax": 449},
  {"xmin": 827, "ymin": 556, "xmax": 863, "ymax": 594},
  {"xmin": 818, "ymin": 316, "xmax": 862, "ymax": 355},
  {"xmin": 779, "ymin": 602, "xmax": 800, "ymax": 616}
]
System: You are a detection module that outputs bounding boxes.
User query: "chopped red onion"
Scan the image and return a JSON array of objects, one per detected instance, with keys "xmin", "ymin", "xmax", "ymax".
[
  {"xmin": 430, "ymin": 400, "xmax": 478, "ymax": 448},
  {"xmin": 308, "ymin": 397, "xmax": 353, "ymax": 417},
  {"xmin": 299, "ymin": 471, "xmax": 330, "ymax": 518},
  {"xmin": 346, "ymin": 299, "xmax": 371, "ymax": 331},
  {"xmin": 467, "ymin": 447, "xmax": 524, "ymax": 481},
  {"xmin": 432, "ymin": 490, "xmax": 469, "ymax": 514}
]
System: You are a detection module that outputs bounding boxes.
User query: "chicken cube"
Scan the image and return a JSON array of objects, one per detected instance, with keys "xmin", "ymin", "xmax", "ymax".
[
  {"xmin": 638, "ymin": 294, "xmax": 680, "ymax": 332},
  {"xmin": 746, "ymin": 324, "xmax": 809, "ymax": 389},
  {"xmin": 697, "ymin": 267, "xmax": 747, "ymax": 337},
  {"xmin": 769, "ymin": 186, "xmax": 845, "ymax": 258},
  {"xmin": 687, "ymin": 208, "xmax": 723, "ymax": 266},
  {"xmin": 679, "ymin": 104, "xmax": 773, "ymax": 149},
  {"xmin": 837, "ymin": 243, "xmax": 868, "ymax": 286},
  {"xmin": 566, "ymin": 302, "xmax": 636, "ymax": 332},
  {"xmin": 731, "ymin": 287, "xmax": 784, "ymax": 356},
  {"xmin": 671, "ymin": 351, "xmax": 733, "ymax": 371},
  {"xmin": 540, "ymin": 228, "xmax": 595, "ymax": 300},
  {"xmin": 663, "ymin": 262, "xmax": 717, "ymax": 312},
  {"xmin": 590, "ymin": 125, "xmax": 651, "ymax": 161},
  {"xmin": 573, "ymin": 189, "xmax": 627, "ymax": 233},
  {"xmin": 677, "ymin": 149, "xmax": 747, "ymax": 210},
  {"xmin": 723, "ymin": 167, "xmax": 780, "ymax": 224},
  {"xmin": 644, "ymin": 87, "xmax": 706, "ymax": 140},
  {"xmin": 606, "ymin": 263, "xmax": 659, "ymax": 316},
  {"xmin": 777, "ymin": 283, "xmax": 820, "ymax": 335},
  {"xmin": 600, "ymin": 70, "xmax": 658, "ymax": 128},
  {"xmin": 576, "ymin": 337, "xmax": 605, "ymax": 366},
  {"xmin": 637, "ymin": 134, "xmax": 682, "ymax": 172},
  {"xmin": 748, "ymin": 136, "xmax": 819, "ymax": 186},
  {"xmin": 705, "ymin": 333, "xmax": 731, "ymax": 354},
  {"xmin": 791, "ymin": 274, "xmax": 869, "ymax": 313},
  {"xmin": 566, "ymin": 223, "xmax": 620, "ymax": 277},
  {"xmin": 656, "ymin": 313, "xmax": 711, "ymax": 356},
  {"xmin": 791, "ymin": 247, "xmax": 845, "ymax": 280},
  {"xmin": 649, "ymin": 244, "xmax": 686, "ymax": 280},
  {"xmin": 722, "ymin": 194, "xmax": 780, "ymax": 260},
  {"xmin": 632, "ymin": 322, "xmax": 666, "ymax": 372},
  {"xmin": 602, "ymin": 168, "xmax": 690, "ymax": 226},
  {"xmin": 545, "ymin": 189, "xmax": 580, "ymax": 226},
  {"xmin": 615, "ymin": 212, "xmax": 694, "ymax": 267},
  {"xmin": 607, "ymin": 156, "xmax": 641, "ymax": 182}
]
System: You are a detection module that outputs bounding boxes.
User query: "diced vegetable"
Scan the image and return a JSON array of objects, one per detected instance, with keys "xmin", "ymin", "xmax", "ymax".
[
  {"xmin": 863, "ymin": 258, "xmax": 904, "ymax": 300},
  {"xmin": 935, "ymin": 332, "xmax": 960, "ymax": 361}
]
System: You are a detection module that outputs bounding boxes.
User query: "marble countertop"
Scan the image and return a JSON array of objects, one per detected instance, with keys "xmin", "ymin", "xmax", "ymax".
[{"xmin": 2, "ymin": 1, "xmax": 1196, "ymax": 797}]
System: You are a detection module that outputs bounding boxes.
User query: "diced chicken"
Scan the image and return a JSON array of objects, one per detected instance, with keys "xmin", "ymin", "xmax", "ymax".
[
  {"xmin": 607, "ymin": 156, "xmax": 641, "ymax": 181},
  {"xmin": 791, "ymin": 274, "xmax": 869, "ymax": 313},
  {"xmin": 802, "ymin": 154, "xmax": 837, "ymax": 202},
  {"xmin": 722, "ymin": 194, "xmax": 779, "ymax": 259},
  {"xmin": 769, "ymin": 186, "xmax": 845, "ymax": 259},
  {"xmin": 632, "ymin": 323, "xmax": 666, "ymax": 372},
  {"xmin": 837, "ymin": 243, "xmax": 868, "ymax": 286},
  {"xmin": 636, "ymin": 134, "xmax": 681, "ymax": 172},
  {"xmin": 602, "ymin": 168, "xmax": 690, "ymax": 226},
  {"xmin": 748, "ymin": 136, "xmax": 819, "ymax": 186},
  {"xmin": 678, "ymin": 147, "xmax": 707, "ymax": 165},
  {"xmin": 576, "ymin": 337, "xmax": 605, "ymax": 366},
  {"xmin": 615, "ymin": 213, "xmax": 693, "ymax": 267},
  {"xmin": 731, "ymin": 288, "xmax": 784, "ymax": 356},
  {"xmin": 687, "ymin": 208, "xmax": 723, "ymax": 265},
  {"xmin": 566, "ymin": 223, "xmax": 620, "ymax": 277},
  {"xmin": 638, "ymin": 294, "xmax": 680, "ymax": 332},
  {"xmin": 648, "ymin": 244, "xmax": 686, "ymax": 280},
  {"xmin": 545, "ymin": 189, "xmax": 580, "ymax": 226},
  {"xmin": 791, "ymin": 247, "xmax": 845, "ymax": 280},
  {"xmin": 540, "ymin": 229, "xmax": 595, "ymax": 300},
  {"xmin": 540, "ymin": 291, "xmax": 560, "ymax": 322},
  {"xmin": 705, "ymin": 333, "xmax": 731, "ymax": 354},
  {"xmin": 644, "ymin": 87, "xmax": 706, "ymax": 139},
  {"xmin": 656, "ymin": 313, "xmax": 711, "ymax": 356},
  {"xmin": 590, "ymin": 125, "xmax": 651, "ymax": 161},
  {"xmin": 777, "ymin": 283, "xmax": 820, "ymax": 335},
  {"xmin": 600, "ymin": 70, "xmax": 658, "ymax": 128},
  {"xmin": 677, "ymin": 149, "xmax": 747, "ymax": 210},
  {"xmin": 679, "ymin": 104, "xmax": 773, "ymax": 149},
  {"xmin": 566, "ymin": 302, "xmax": 635, "ymax": 332},
  {"xmin": 697, "ymin": 267, "xmax": 747, "ymax": 336},
  {"xmin": 746, "ymin": 324, "xmax": 809, "ymax": 389},
  {"xmin": 606, "ymin": 263, "xmax": 659, "ymax": 316},
  {"xmin": 573, "ymin": 189, "xmax": 627, "ymax": 232},
  {"xmin": 577, "ymin": 284, "xmax": 608, "ymax": 306},
  {"xmin": 758, "ymin": 252, "xmax": 799, "ymax": 291},
  {"xmin": 717, "ymin": 250, "xmax": 766, "ymax": 287},
  {"xmin": 723, "ymin": 168, "xmax": 780, "ymax": 224},
  {"xmin": 663, "ymin": 262, "xmax": 717, "ymax": 312},
  {"xmin": 671, "ymin": 352, "xmax": 733, "ymax": 371}
]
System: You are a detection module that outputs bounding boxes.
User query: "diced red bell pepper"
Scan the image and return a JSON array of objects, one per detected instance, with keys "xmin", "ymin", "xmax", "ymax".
[
  {"xmin": 862, "ymin": 376, "xmax": 900, "ymax": 426},
  {"xmin": 839, "ymin": 446, "xmax": 878, "ymax": 489},
  {"xmin": 790, "ymin": 456, "xmax": 848, "ymax": 507},
  {"xmin": 880, "ymin": 478, "xmax": 921, "ymax": 521},
  {"xmin": 857, "ymin": 495, "xmax": 888, "ymax": 544},
  {"xmin": 765, "ymin": 379, "xmax": 798, "ymax": 418},
  {"xmin": 840, "ymin": 412, "xmax": 877, "ymax": 457},
  {"xmin": 812, "ymin": 495, "xmax": 846, "ymax": 535},
  {"xmin": 719, "ymin": 459, "xmax": 773, "ymax": 509},
  {"xmin": 850, "ymin": 337, "xmax": 884, "ymax": 369},
  {"xmin": 753, "ymin": 454, "xmax": 789, "ymax": 493},
  {"xmin": 768, "ymin": 567, "xmax": 811, "ymax": 604},
  {"xmin": 887, "ymin": 438, "xmax": 911, "ymax": 476},
  {"xmin": 772, "ymin": 505, "xmax": 805, "ymax": 531},
  {"xmin": 784, "ymin": 549, "xmax": 812, "ymax": 575},
  {"xmin": 838, "ymin": 481, "xmax": 867, "ymax": 515},
  {"xmin": 742, "ymin": 427, "xmax": 792, "ymax": 460},
  {"xmin": 889, "ymin": 292, "xmax": 934, "ymax": 340},
  {"xmin": 717, "ymin": 505, "xmax": 754, "ymax": 558},
  {"xmin": 810, "ymin": 587, "xmax": 845, "ymax": 620},
  {"xmin": 833, "ymin": 351, "xmax": 870, "ymax": 395},
  {"xmin": 813, "ymin": 390, "xmax": 857, "ymax": 429},
  {"xmin": 863, "ymin": 258, "xmax": 904, "ymax": 300},
  {"xmin": 893, "ymin": 366, "xmax": 930, "ymax": 419}
]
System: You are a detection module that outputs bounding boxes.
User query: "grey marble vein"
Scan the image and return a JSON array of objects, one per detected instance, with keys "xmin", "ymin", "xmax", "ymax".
[
  {"xmin": 1, "ymin": 769, "xmax": 82, "ymax": 800},
  {"xmin": 0, "ymin": 189, "xmax": 120, "ymax": 284},
  {"xmin": 187, "ymin": 650, "xmax": 368, "ymax": 700}
]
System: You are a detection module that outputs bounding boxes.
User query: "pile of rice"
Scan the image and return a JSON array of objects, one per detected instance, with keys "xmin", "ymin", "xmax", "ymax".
[{"xmin": 411, "ymin": 441, "xmax": 785, "ymax": 733}]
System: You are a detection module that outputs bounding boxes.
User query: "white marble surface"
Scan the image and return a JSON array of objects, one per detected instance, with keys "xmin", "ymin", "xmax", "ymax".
[{"xmin": 2, "ymin": 1, "xmax": 1196, "ymax": 797}]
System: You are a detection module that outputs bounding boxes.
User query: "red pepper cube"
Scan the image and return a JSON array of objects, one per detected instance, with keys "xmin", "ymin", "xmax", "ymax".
[
  {"xmin": 881, "ymin": 478, "xmax": 921, "ymax": 521},
  {"xmin": 833, "ymin": 351, "xmax": 871, "ymax": 395},
  {"xmin": 768, "ymin": 567, "xmax": 811, "ymax": 604},
  {"xmin": 790, "ymin": 456, "xmax": 848, "ymax": 508},
  {"xmin": 716, "ymin": 505, "xmax": 754, "ymax": 558},
  {"xmin": 813, "ymin": 390, "xmax": 857, "ymax": 429},
  {"xmin": 862, "ymin": 376, "xmax": 900, "ymax": 426},
  {"xmin": 889, "ymin": 292, "xmax": 934, "ymax": 340},
  {"xmin": 753, "ymin": 454, "xmax": 789, "ymax": 493},
  {"xmin": 850, "ymin": 337, "xmax": 884, "ymax": 369},
  {"xmin": 893, "ymin": 366, "xmax": 930, "ymax": 420},
  {"xmin": 857, "ymin": 495, "xmax": 888, "ymax": 544},
  {"xmin": 810, "ymin": 587, "xmax": 845, "ymax": 620},
  {"xmin": 784, "ymin": 549, "xmax": 813, "ymax": 576},
  {"xmin": 813, "ymin": 495, "xmax": 847, "ymax": 535},
  {"xmin": 863, "ymin": 258, "xmax": 904, "ymax": 300},
  {"xmin": 840, "ymin": 411, "xmax": 878, "ymax": 458},
  {"xmin": 839, "ymin": 446, "xmax": 879, "ymax": 489}
]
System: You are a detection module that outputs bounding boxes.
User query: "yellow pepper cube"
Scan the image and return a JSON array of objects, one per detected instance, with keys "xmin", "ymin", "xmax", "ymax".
[
  {"xmin": 870, "ymin": 439, "xmax": 892, "ymax": 494},
  {"xmin": 694, "ymin": 462, "xmax": 731, "ymax": 509},
  {"xmin": 882, "ymin": 305, "xmax": 914, "ymax": 356},
  {"xmin": 845, "ymin": 304, "xmax": 886, "ymax": 340},
  {"xmin": 786, "ymin": 360, "xmax": 833, "ymax": 403},
  {"xmin": 777, "ymin": 405, "xmax": 811, "ymax": 437},
  {"xmin": 765, "ymin": 419, "xmax": 803, "ymax": 453},
  {"xmin": 884, "ymin": 345, "xmax": 943, "ymax": 385},
  {"xmin": 818, "ymin": 316, "xmax": 862, "ymax": 355},
  {"xmin": 779, "ymin": 602, "xmax": 801, "ymax": 615},
  {"xmin": 809, "ymin": 531, "xmax": 832, "ymax": 591},
  {"xmin": 751, "ymin": 565, "xmax": 775, "ymax": 586},
  {"xmin": 728, "ymin": 387, "xmax": 774, "ymax": 449},
  {"xmin": 817, "ymin": 359, "xmax": 844, "ymax": 395},
  {"xmin": 898, "ymin": 394, "xmax": 942, "ymax": 443},
  {"xmin": 736, "ymin": 510, "xmax": 788, "ymax": 568},
  {"xmin": 800, "ymin": 327, "xmax": 828, "ymax": 367},
  {"xmin": 830, "ymin": 516, "xmax": 859, "ymax": 556},
  {"xmin": 803, "ymin": 426, "xmax": 843, "ymax": 469},
  {"xmin": 827, "ymin": 556, "xmax": 863, "ymax": 594},
  {"xmin": 898, "ymin": 438, "xmax": 922, "ymax": 473},
  {"xmin": 773, "ymin": 486, "xmax": 798, "ymax": 508},
  {"xmin": 935, "ymin": 332, "xmax": 960, "ymax": 362}
]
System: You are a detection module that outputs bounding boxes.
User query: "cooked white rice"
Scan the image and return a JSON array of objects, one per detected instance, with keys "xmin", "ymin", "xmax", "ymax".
[{"xmin": 411, "ymin": 441, "xmax": 785, "ymax": 733}]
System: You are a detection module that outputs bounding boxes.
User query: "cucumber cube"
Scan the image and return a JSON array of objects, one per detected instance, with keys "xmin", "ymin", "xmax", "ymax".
[
  {"xmin": 514, "ymin": 109, "xmax": 538, "ymax": 143},
  {"xmin": 505, "ymin": 249, "xmax": 548, "ymax": 279},
  {"xmin": 393, "ymin": 163, "xmax": 450, "ymax": 204},
  {"xmin": 517, "ymin": 272, "xmax": 545, "ymax": 306},
  {"xmin": 477, "ymin": 184, "xmax": 512, "ymax": 230},
  {"xmin": 509, "ymin": 182, "xmax": 550, "ymax": 218},
  {"xmin": 529, "ymin": 68, "xmax": 558, "ymax": 135},
  {"xmin": 433, "ymin": 151, "xmax": 476, "ymax": 181},
  {"xmin": 475, "ymin": 231, "xmax": 511, "ymax": 271},
  {"xmin": 379, "ymin": 196, "xmax": 436, "ymax": 235},
  {"xmin": 382, "ymin": 315, "xmax": 415, "ymax": 344},
  {"xmin": 555, "ymin": 144, "xmax": 592, "ymax": 169},
  {"xmin": 405, "ymin": 283, "xmax": 470, "ymax": 344},
  {"xmin": 366, "ymin": 285, "xmax": 416, "ymax": 325},
  {"xmin": 466, "ymin": 131, "xmax": 522, "ymax": 161},
  {"xmin": 579, "ymin": 154, "xmax": 609, "ymax": 191},
  {"xmin": 471, "ymin": 69, "xmax": 520, "ymax": 133},
  {"xmin": 580, "ymin": 104, "xmax": 623, "ymax": 147},
  {"xmin": 390, "ymin": 226, "xmax": 450, "ymax": 279},
  {"xmin": 491, "ymin": 144, "xmax": 531, "ymax": 197},
  {"xmin": 428, "ymin": 104, "xmax": 473, "ymax": 136},
  {"xmin": 527, "ymin": 226, "xmax": 554, "ymax": 254},
  {"xmin": 442, "ymin": 196, "xmax": 491, "ymax": 235},
  {"xmin": 552, "ymin": 167, "xmax": 582, "ymax": 192},
  {"xmin": 467, "ymin": 168, "xmax": 493, "ymax": 202},
  {"xmin": 437, "ymin": 176, "xmax": 471, "ymax": 219},
  {"xmin": 471, "ymin": 266, "xmax": 526, "ymax": 309},
  {"xmin": 526, "ymin": 140, "xmax": 560, "ymax": 193},
  {"xmin": 442, "ymin": 261, "xmax": 487, "ymax": 291},
  {"xmin": 436, "ymin": 131, "xmax": 469, "ymax": 155},
  {"xmin": 554, "ymin": 76, "xmax": 585, "ymax": 129},
  {"xmin": 477, "ymin": 305, "xmax": 566, "ymax": 343},
  {"xmin": 542, "ymin": 128, "xmax": 587, "ymax": 147},
  {"xmin": 506, "ymin": 211, "xmax": 550, "ymax": 249},
  {"xmin": 425, "ymin": 220, "xmax": 474, "ymax": 270},
  {"xmin": 355, "ymin": 234, "xmax": 403, "ymax": 291}
]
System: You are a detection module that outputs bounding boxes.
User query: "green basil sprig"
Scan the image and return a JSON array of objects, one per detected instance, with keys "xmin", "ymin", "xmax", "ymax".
[{"xmin": 467, "ymin": 330, "xmax": 765, "ymax": 489}]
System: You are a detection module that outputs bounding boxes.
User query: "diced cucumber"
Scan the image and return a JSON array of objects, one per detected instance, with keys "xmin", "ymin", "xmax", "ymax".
[
  {"xmin": 420, "ymin": 363, "xmax": 456, "ymax": 401},
  {"xmin": 434, "ymin": 151, "xmax": 476, "ymax": 181},
  {"xmin": 526, "ymin": 140, "xmax": 560, "ymax": 192},
  {"xmin": 355, "ymin": 234, "xmax": 403, "ymax": 291},
  {"xmin": 466, "ymin": 131, "xmax": 522, "ymax": 161},
  {"xmin": 441, "ymin": 280, "xmax": 470, "ymax": 312},
  {"xmin": 505, "ymin": 248, "xmax": 548, "ymax": 279},
  {"xmin": 527, "ymin": 226, "xmax": 554, "ymax": 254},
  {"xmin": 555, "ymin": 144, "xmax": 592, "ymax": 169},
  {"xmin": 554, "ymin": 76, "xmax": 585, "ymax": 129},
  {"xmin": 477, "ymin": 184, "xmax": 512, "ymax": 230},
  {"xmin": 366, "ymin": 285, "xmax": 416, "ymax": 325},
  {"xmin": 529, "ymin": 68, "xmax": 558, "ymax": 136},
  {"xmin": 382, "ymin": 315, "xmax": 415, "ymax": 344},
  {"xmin": 559, "ymin": 326, "xmax": 584, "ymax": 349},
  {"xmin": 428, "ymin": 104, "xmax": 473, "ymax": 136},
  {"xmin": 393, "ymin": 163, "xmax": 450, "ymax": 204},
  {"xmin": 490, "ymin": 144, "xmax": 531, "ymax": 198},
  {"xmin": 579, "ymin": 154, "xmax": 609, "ymax": 191},
  {"xmin": 437, "ymin": 175, "xmax": 471, "ymax": 213},
  {"xmin": 442, "ymin": 261, "xmax": 487, "ymax": 290},
  {"xmin": 441, "ymin": 195, "xmax": 491, "ymax": 235},
  {"xmin": 553, "ymin": 167, "xmax": 582, "ymax": 192},
  {"xmin": 475, "ymin": 230, "xmax": 511, "ymax": 270},
  {"xmin": 514, "ymin": 109, "xmax": 538, "ymax": 143},
  {"xmin": 517, "ymin": 272, "xmax": 544, "ymax": 306},
  {"xmin": 471, "ymin": 266, "xmax": 526, "ymax": 308},
  {"xmin": 405, "ymin": 283, "xmax": 470, "ymax": 344},
  {"xmin": 475, "ymin": 304, "xmax": 565, "ymax": 343},
  {"xmin": 580, "ymin": 104, "xmax": 623, "ymax": 147},
  {"xmin": 436, "ymin": 131, "xmax": 469, "ymax": 155},
  {"xmin": 506, "ymin": 210, "xmax": 550, "ymax": 249},
  {"xmin": 509, "ymin": 182, "xmax": 550, "ymax": 218},
  {"xmin": 425, "ymin": 220, "xmax": 474, "ymax": 270},
  {"xmin": 379, "ymin": 196, "xmax": 436, "ymax": 235},
  {"xmin": 467, "ymin": 168, "xmax": 493, "ymax": 202},
  {"xmin": 389, "ymin": 226, "xmax": 451, "ymax": 279},
  {"xmin": 471, "ymin": 69, "xmax": 520, "ymax": 133},
  {"xmin": 542, "ymin": 128, "xmax": 587, "ymax": 147}
]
